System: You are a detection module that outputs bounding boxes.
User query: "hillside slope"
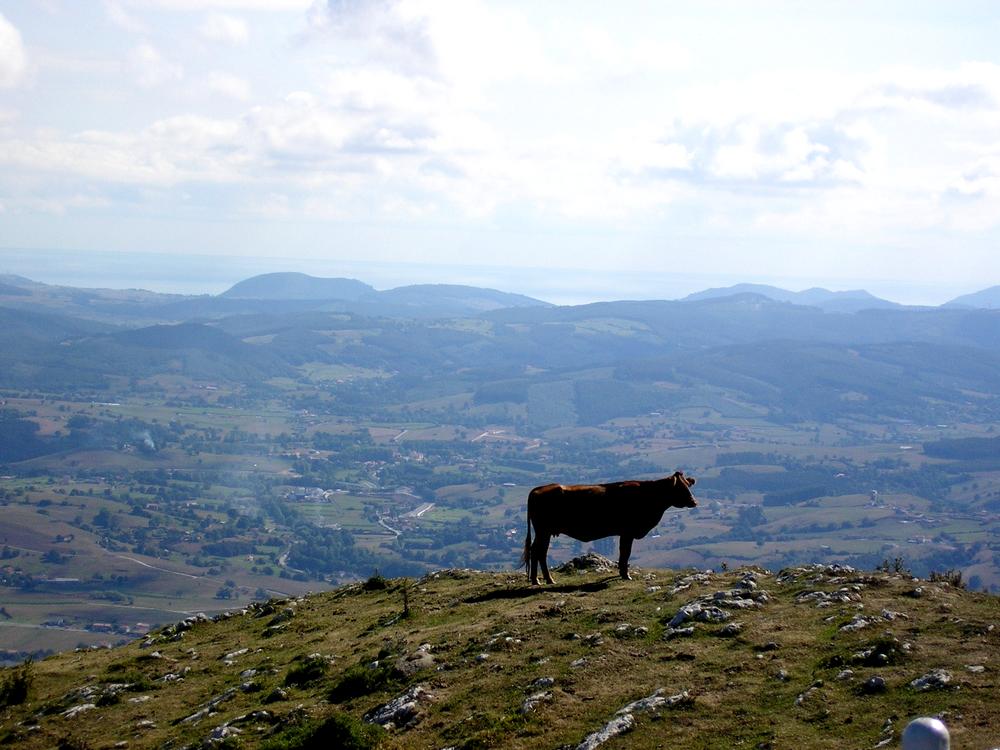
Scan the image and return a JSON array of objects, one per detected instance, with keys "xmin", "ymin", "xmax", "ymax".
[
  {"xmin": 681, "ymin": 285, "xmax": 900, "ymax": 312},
  {"xmin": 0, "ymin": 563, "xmax": 996, "ymax": 749},
  {"xmin": 945, "ymin": 285, "xmax": 1000, "ymax": 309},
  {"xmin": 221, "ymin": 273, "xmax": 376, "ymax": 301}
]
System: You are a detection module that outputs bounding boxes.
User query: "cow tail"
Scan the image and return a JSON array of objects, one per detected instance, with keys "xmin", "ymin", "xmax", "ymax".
[{"xmin": 521, "ymin": 493, "xmax": 533, "ymax": 572}]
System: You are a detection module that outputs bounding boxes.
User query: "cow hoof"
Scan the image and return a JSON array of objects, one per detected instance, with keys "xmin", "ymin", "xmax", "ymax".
[
  {"xmin": 619, "ymin": 573, "xmax": 632, "ymax": 581},
  {"xmin": 530, "ymin": 579, "xmax": 540, "ymax": 586},
  {"xmin": 544, "ymin": 577, "xmax": 555, "ymax": 585}
]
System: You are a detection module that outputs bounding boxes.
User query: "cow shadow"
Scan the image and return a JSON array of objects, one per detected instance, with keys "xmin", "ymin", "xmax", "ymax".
[{"xmin": 463, "ymin": 577, "xmax": 618, "ymax": 603}]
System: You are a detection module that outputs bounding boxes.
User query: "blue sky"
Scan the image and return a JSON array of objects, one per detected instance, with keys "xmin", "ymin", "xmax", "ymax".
[{"xmin": 1, "ymin": 1, "xmax": 999, "ymax": 303}]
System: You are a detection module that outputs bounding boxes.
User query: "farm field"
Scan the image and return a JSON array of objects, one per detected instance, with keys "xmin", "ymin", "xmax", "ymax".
[
  {"xmin": 4, "ymin": 378, "xmax": 998, "ymax": 662},
  {"xmin": 3, "ymin": 278, "xmax": 1000, "ymax": 658}
]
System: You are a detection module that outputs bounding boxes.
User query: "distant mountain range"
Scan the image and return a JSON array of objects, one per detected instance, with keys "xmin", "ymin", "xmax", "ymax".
[
  {"xmin": 222, "ymin": 272, "xmax": 550, "ymax": 315},
  {"xmin": 1, "ymin": 270, "xmax": 1000, "ymax": 425},
  {"xmin": 221, "ymin": 272, "xmax": 374, "ymax": 301},
  {"xmin": 219, "ymin": 274, "xmax": 998, "ymax": 313},
  {"xmin": 2, "ymin": 272, "xmax": 1000, "ymax": 321},
  {"xmin": 0, "ymin": 272, "xmax": 552, "ymax": 322},
  {"xmin": 681, "ymin": 284, "xmax": 903, "ymax": 313},
  {"xmin": 943, "ymin": 284, "xmax": 1000, "ymax": 309}
]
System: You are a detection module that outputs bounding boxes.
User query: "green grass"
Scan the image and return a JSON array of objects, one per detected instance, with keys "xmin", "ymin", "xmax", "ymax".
[{"xmin": 0, "ymin": 565, "xmax": 996, "ymax": 749}]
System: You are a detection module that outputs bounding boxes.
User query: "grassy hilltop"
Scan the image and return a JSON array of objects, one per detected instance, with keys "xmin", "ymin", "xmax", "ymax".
[{"xmin": 0, "ymin": 561, "xmax": 997, "ymax": 750}]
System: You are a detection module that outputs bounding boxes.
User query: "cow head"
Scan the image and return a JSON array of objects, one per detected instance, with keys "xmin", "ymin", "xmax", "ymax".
[{"xmin": 667, "ymin": 470, "xmax": 697, "ymax": 508}]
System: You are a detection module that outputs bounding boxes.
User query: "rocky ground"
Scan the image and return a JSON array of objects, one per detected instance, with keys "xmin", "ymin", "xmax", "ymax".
[{"xmin": 0, "ymin": 559, "xmax": 997, "ymax": 749}]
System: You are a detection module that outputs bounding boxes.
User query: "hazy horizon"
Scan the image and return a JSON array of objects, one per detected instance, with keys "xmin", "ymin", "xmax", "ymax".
[
  {"xmin": 0, "ymin": 246, "xmax": 988, "ymax": 307},
  {"xmin": 2, "ymin": 3, "xmax": 1000, "ymax": 303}
]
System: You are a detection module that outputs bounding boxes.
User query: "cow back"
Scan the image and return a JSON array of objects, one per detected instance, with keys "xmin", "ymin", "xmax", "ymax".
[{"xmin": 528, "ymin": 482, "xmax": 669, "ymax": 542}]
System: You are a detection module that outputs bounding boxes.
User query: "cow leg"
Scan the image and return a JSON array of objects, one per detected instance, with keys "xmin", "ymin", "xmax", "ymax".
[
  {"xmin": 532, "ymin": 532, "xmax": 555, "ymax": 584},
  {"xmin": 529, "ymin": 543, "xmax": 539, "ymax": 586},
  {"xmin": 618, "ymin": 536, "xmax": 634, "ymax": 580}
]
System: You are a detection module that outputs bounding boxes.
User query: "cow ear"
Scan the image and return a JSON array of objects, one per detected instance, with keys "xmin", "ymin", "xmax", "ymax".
[{"xmin": 686, "ymin": 476, "xmax": 696, "ymax": 487}]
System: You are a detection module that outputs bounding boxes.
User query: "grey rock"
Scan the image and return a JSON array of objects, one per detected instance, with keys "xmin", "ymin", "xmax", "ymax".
[
  {"xmin": 62, "ymin": 703, "xmax": 96, "ymax": 718},
  {"xmin": 575, "ymin": 689, "xmax": 691, "ymax": 750},
  {"xmin": 694, "ymin": 606, "xmax": 730, "ymax": 623},
  {"xmin": 619, "ymin": 688, "xmax": 691, "ymax": 715},
  {"xmin": 364, "ymin": 685, "xmax": 433, "ymax": 730},
  {"xmin": 396, "ymin": 648, "xmax": 436, "ymax": 676},
  {"xmin": 555, "ymin": 553, "xmax": 616, "ymax": 574},
  {"xmin": 576, "ymin": 713, "xmax": 635, "ymax": 750},
  {"xmin": 860, "ymin": 676, "xmax": 887, "ymax": 694},
  {"xmin": 910, "ymin": 669, "xmax": 951, "ymax": 691},
  {"xmin": 521, "ymin": 690, "xmax": 552, "ymax": 714},
  {"xmin": 840, "ymin": 615, "xmax": 877, "ymax": 632},
  {"xmin": 206, "ymin": 725, "xmax": 241, "ymax": 745},
  {"xmin": 668, "ymin": 604, "xmax": 702, "ymax": 628},
  {"xmin": 221, "ymin": 648, "xmax": 248, "ymax": 662},
  {"xmin": 663, "ymin": 626, "xmax": 695, "ymax": 639}
]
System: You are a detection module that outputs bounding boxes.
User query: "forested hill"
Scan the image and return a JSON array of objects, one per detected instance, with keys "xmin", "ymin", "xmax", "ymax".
[
  {"xmin": 0, "ymin": 273, "xmax": 552, "ymax": 322},
  {"xmin": 220, "ymin": 272, "xmax": 376, "ymax": 301},
  {"xmin": 3, "ymin": 280, "xmax": 1000, "ymax": 424}
]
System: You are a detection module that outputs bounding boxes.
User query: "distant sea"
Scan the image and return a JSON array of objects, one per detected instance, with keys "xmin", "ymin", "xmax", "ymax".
[{"xmin": 0, "ymin": 247, "xmax": 970, "ymax": 307}]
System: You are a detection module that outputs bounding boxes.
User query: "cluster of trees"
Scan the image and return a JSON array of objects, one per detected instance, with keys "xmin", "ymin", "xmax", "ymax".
[{"xmin": 285, "ymin": 523, "xmax": 376, "ymax": 579}]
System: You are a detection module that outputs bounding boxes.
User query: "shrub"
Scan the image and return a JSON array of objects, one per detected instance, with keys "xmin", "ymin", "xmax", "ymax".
[
  {"xmin": 284, "ymin": 655, "xmax": 329, "ymax": 687},
  {"xmin": 0, "ymin": 659, "xmax": 33, "ymax": 708},
  {"xmin": 929, "ymin": 569, "xmax": 965, "ymax": 588},
  {"xmin": 56, "ymin": 736, "xmax": 93, "ymax": 750},
  {"xmin": 362, "ymin": 571, "xmax": 388, "ymax": 591},
  {"xmin": 852, "ymin": 636, "xmax": 907, "ymax": 667},
  {"xmin": 261, "ymin": 711, "xmax": 383, "ymax": 750},
  {"xmin": 328, "ymin": 662, "xmax": 402, "ymax": 704}
]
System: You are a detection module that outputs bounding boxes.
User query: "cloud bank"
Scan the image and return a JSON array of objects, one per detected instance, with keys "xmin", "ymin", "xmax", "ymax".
[
  {"xmin": 1, "ymin": 2, "xmax": 999, "ymax": 292},
  {"xmin": 0, "ymin": 13, "xmax": 27, "ymax": 88}
]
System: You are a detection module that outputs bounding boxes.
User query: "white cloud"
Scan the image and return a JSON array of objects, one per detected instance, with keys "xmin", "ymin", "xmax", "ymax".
[
  {"xmin": 7, "ymin": 193, "xmax": 112, "ymax": 216},
  {"xmin": 130, "ymin": 42, "xmax": 183, "ymax": 87},
  {"xmin": 5, "ymin": 0, "xmax": 1000, "ymax": 256},
  {"xmin": 420, "ymin": 1, "xmax": 555, "ymax": 89},
  {"xmin": 104, "ymin": 0, "xmax": 149, "ymax": 33},
  {"xmin": 305, "ymin": 0, "xmax": 437, "ymax": 76},
  {"xmin": 324, "ymin": 68, "xmax": 444, "ymax": 115},
  {"xmin": 305, "ymin": 0, "xmax": 556, "ymax": 90},
  {"xmin": 576, "ymin": 26, "xmax": 690, "ymax": 78},
  {"xmin": 125, "ymin": 0, "xmax": 310, "ymax": 10},
  {"xmin": 251, "ymin": 191, "xmax": 292, "ymax": 217},
  {"xmin": 207, "ymin": 70, "xmax": 251, "ymax": 100},
  {"xmin": 199, "ymin": 13, "xmax": 249, "ymax": 45},
  {"xmin": 0, "ymin": 12, "xmax": 27, "ymax": 88}
]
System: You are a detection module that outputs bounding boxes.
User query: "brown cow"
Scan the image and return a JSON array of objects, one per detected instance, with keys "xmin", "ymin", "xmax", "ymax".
[{"xmin": 521, "ymin": 471, "xmax": 697, "ymax": 585}]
